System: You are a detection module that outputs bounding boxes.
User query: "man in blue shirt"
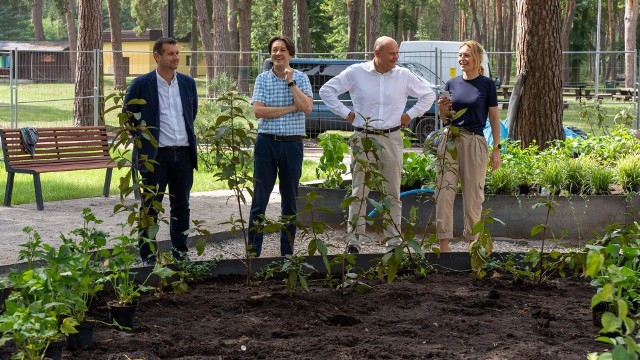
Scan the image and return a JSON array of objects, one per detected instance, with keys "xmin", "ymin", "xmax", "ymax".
[{"xmin": 249, "ymin": 35, "xmax": 313, "ymax": 257}]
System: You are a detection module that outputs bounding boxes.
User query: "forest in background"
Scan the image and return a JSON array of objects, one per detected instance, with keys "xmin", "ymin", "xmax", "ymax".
[{"xmin": 1, "ymin": 0, "xmax": 636, "ymax": 55}]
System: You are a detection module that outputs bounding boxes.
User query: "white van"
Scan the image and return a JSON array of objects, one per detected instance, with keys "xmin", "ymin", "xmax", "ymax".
[{"xmin": 398, "ymin": 40, "xmax": 492, "ymax": 87}]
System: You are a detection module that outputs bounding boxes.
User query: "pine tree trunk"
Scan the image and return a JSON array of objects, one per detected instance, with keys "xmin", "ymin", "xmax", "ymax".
[
  {"xmin": 281, "ymin": 0, "xmax": 294, "ymax": 38},
  {"xmin": 624, "ymin": 0, "xmax": 637, "ymax": 88},
  {"xmin": 514, "ymin": 0, "xmax": 563, "ymax": 149},
  {"xmin": 494, "ymin": 0, "xmax": 504, "ymax": 83},
  {"xmin": 237, "ymin": 0, "xmax": 251, "ymax": 94},
  {"xmin": 561, "ymin": 0, "xmax": 576, "ymax": 83},
  {"xmin": 195, "ymin": 0, "xmax": 215, "ymax": 96},
  {"xmin": 190, "ymin": 4, "xmax": 198, "ymax": 79},
  {"xmin": 296, "ymin": 0, "xmax": 311, "ymax": 56},
  {"xmin": 347, "ymin": 0, "xmax": 362, "ymax": 58},
  {"xmin": 467, "ymin": 0, "xmax": 483, "ymax": 45},
  {"xmin": 213, "ymin": 0, "xmax": 231, "ymax": 83},
  {"xmin": 32, "ymin": 0, "xmax": 45, "ymax": 41},
  {"xmin": 365, "ymin": 0, "xmax": 380, "ymax": 59},
  {"xmin": 483, "ymin": 0, "xmax": 490, "ymax": 48},
  {"xmin": 74, "ymin": 0, "xmax": 103, "ymax": 126},
  {"xmin": 65, "ymin": 0, "xmax": 78, "ymax": 82},
  {"xmin": 503, "ymin": 0, "xmax": 515, "ymax": 84},
  {"xmin": 459, "ymin": 6, "xmax": 466, "ymax": 41},
  {"xmin": 604, "ymin": 0, "xmax": 616, "ymax": 80},
  {"xmin": 439, "ymin": 0, "xmax": 455, "ymax": 40},
  {"xmin": 228, "ymin": 0, "xmax": 239, "ymax": 67},
  {"xmin": 160, "ymin": 5, "xmax": 168, "ymax": 36},
  {"xmin": 107, "ymin": 0, "xmax": 126, "ymax": 91}
]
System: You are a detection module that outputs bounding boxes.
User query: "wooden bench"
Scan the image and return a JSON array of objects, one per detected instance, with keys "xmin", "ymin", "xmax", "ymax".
[
  {"xmin": 612, "ymin": 94, "xmax": 632, "ymax": 101},
  {"xmin": 595, "ymin": 93, "xmax": 613, "ymax": 101},
  {"xmin": 0, "ymin": 126, "xmax": 131, "ymax": 210}
]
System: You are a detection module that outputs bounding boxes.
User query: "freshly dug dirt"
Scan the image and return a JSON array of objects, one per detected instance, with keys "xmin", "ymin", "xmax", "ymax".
[{"xmin": 0, "ymin": 272, "xmax": 608, "ymax": 359}]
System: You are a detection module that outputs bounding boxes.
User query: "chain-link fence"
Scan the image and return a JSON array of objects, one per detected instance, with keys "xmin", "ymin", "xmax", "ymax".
[{"xmin": 0, "ymin": 48, "xmax": 637, "ymax": 131}]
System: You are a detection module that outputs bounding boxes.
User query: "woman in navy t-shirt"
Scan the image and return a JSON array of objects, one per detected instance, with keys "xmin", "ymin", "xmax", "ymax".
[{"xmin": 435, "ymin": 40, "xmax": 502, "ymax": 252}]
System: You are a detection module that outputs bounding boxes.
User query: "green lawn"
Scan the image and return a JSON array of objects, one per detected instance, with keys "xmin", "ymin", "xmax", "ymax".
[
  {"xmin": 0, "ymin": 158, "xmax": 320, "ymax": 206},
  {"xmin": 0, "ymin": 77, "xmax": 221, "ymax": 128}
]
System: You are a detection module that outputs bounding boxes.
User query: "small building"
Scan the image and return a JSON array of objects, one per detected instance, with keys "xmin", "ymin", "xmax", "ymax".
[
  {"xmin": 102, "ymin": 29, "xmax": 196, "ymax": 76},
  {"xmin": 0, "ymin": 41, "xmax": 71, "ymax": 81}
]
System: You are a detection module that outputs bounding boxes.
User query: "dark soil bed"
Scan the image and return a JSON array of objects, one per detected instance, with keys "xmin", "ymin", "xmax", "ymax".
[{"xmin": 1, "ymin": 272, "xmax": 607, "ymax": 359}]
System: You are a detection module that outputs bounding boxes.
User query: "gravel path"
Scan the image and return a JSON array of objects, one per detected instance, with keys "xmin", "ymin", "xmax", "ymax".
[{"xmin": 0, "ymin": 188, "xmax": 585, "ymax": 268}]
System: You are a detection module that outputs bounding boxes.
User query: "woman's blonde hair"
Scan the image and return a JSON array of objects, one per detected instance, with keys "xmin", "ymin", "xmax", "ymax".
[{"xmin": 460, "ymin": 40, "xmax": 485, "ymax": 76}]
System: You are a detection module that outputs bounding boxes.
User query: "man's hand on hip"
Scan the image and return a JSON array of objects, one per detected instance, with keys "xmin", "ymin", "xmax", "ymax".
[
  {"xmin": 400, "ymin": 113, "xmax": 411, "ymax": 126},
  {"xmin": 346, "ymin": 111, "xmax": 355, "ymax": 123}
]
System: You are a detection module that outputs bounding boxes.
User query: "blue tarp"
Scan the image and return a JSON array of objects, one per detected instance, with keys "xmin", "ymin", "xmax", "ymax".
[
  {"xmin": 483, "ymin": 120, "xmax": 509, "ymax": 145},
  {"xmin": 483, "ymin": 119, "xmax": 580, "ymax": 145}
]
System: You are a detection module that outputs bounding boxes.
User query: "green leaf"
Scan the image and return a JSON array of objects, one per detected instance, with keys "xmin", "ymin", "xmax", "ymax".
[
  {"xmin": 60, "ymin": 317, "xmax": 80, "ymax": 335},
  {"xmin": 127, "ymin": 99, "xmax": 147, "ymax": 105},
  {"xmin": 451, "ymin": 108, "xmax": 468, "ymax": 119},
  {"xmin": 530, "ymin": 224, "xmax": 546, "ymax": 236},
  {"xmin": 600, "ymin": 312, "xmax": 622, "ymax": 333},
  {"xmin": 592, "ymin": 283, "xmax": 614, "ymax": 308},
  {"xmin": 196, "ymin": 238, "xmax": 207, "ymax": 256},
  {"xmin": 152, "ymin": 265, "xmax": 177, "ymax": 279},
  {"xmin": 611, "ymin": 344, "xmax": 628, "ymax": 360}
]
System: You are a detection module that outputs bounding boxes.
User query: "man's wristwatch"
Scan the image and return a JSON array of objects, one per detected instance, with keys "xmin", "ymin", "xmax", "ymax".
[
  {"xmin": 287, "ymin": 80, "xmax": 297, "ymax": 87},
  {"xmin": 495, "ymin": 143, "xmax": 502, "ymax": 150}
]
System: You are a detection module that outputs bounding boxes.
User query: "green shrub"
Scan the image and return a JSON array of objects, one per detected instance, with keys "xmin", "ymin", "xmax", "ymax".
[
  {"xmin": 486, "ymin": 165, "xmax": 517, "ymax": 195},
  {"xmin": 589, "ymin": 166, "xmax": 613, "ymax": 195},
  {"xmin": 402, "ymin": 152, "xmax": 436, "ymax": 189},
  {"xmin": 563, "ymin": 156, "xmax": 593, "ymax": 194},
  {"xmin": 538, "ymin": 162, "xmax": 566, "ymax": 194},
  {"xmin": 563, "ymin": 125, "xmax": 640, "ymax": 165},
  {"xmin": 316, "ymin": 133, "xmax": 349, "ymax": 189},
  {"xmin": 616, "ymin": 153, "xmax": 640, "ymax": 193},
  {"xmin": 501, "ymin": 140, "xmax": 539, "ymax": 189}
]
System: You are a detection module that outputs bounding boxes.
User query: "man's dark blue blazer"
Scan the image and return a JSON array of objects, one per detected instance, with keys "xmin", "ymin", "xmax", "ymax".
[{"xmin": 124, "ymin": 70, "xmax": 199, "ymax": 172}]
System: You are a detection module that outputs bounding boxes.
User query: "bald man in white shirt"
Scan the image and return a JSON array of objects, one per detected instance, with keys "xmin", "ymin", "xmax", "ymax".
[{"xmin": 319, "ymin": 36, "xmax": 435, "ymax": 254}]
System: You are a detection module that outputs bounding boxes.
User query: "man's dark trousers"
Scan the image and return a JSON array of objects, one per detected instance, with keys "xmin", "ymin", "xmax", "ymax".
[
  {"xmin": 248, "ymin": 136, "xmax": 303, "ymax": 257},
  {"xmin": 139, "ymin": 147, "xmax": 194, "ymax": 260}
]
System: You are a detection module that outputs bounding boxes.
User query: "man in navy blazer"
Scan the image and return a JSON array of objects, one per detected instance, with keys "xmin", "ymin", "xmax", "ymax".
[{"xmin": 124, "ymin": 37, "xmax": 198, "ymax": 265}]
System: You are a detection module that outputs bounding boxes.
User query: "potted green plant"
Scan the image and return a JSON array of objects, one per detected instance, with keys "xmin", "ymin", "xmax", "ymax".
[
  {"xmin": 538, "ymin": 161, "xmax": 566, "ymax": 195},
  {"xmin": 104, "ymin": 234, "xmax": 175, "ymax": 330},
  {"xmin": 0, "ymin": 299, "xmax": 74, "ymax": 360},
  {"xmin": 485, "ymin": 165, "xmax": 517, "ymax": 195},
  {"xmin": 401, "ymin": 152, "xmax": 436, "ymax": 191},
  {"xmin": 0, "ymin": 276, "xmax": 13, "ymax": 314},
  {"xmin": 589, "ymin": 166, "xmax": 613, "ymax": 195},
  {"xmin": 316, "ymin": 132, "xmax": 349, "ymax": 189},
  {"xmin": 615, "ymin": 153, "xmax": 640, "ymax": 193},
  {"xmin": 50, "ymin": 208, "xmax": 108, "ymax": 350},
  {"xmin": 0, "ymin": 229, "xmax": 78, "ymax": 360},
  {"xmin": 563, "ymin": 156, "xmax": 592, "ymax": 195}
]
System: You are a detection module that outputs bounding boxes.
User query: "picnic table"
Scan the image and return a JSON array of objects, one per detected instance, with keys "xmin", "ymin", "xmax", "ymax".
[
  {"xmin": 500, "ymin": 85, "xmax": 513, "ymax": 100},
  {"xmin": 563, "ymin": 84, "xmax": 590, "ymax": 101},
  {"xmin": 612, "ymin": 87, "xmax": 636, "ymax": 102}
]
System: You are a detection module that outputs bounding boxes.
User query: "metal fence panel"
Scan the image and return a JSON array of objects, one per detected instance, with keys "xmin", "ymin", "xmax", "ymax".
[{"xmin": 0, "ymin": 48, "xmax": 637, "ymax": 131}]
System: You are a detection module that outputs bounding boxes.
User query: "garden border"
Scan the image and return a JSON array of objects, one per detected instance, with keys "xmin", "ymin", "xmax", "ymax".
[{"xmin": 296, "ymin": 186, "xmax": 638, "ymax": 241}]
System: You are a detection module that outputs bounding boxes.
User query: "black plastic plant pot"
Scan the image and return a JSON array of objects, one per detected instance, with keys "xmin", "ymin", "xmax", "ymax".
[
  {"xmin": 44, "ymin": 339, "xmax": 65, "ymax": 360},
  {"xmin": 66, "ymin": 321, "xmax": 95, "ymax": 350},
  {"xmin": 107, "ymin": 301, "xmax": 138, "ymax": 331},
  {"xmin": 0, "ymin": 286, "xmax": 12, "ymax": 314}
]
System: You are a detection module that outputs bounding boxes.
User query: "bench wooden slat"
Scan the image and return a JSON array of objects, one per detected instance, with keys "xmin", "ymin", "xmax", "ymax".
[
  {"xmin": 9, "ymin": 145, "xmax": 110, "ymax": 156},
  {"xmin": 8, "ymin": 153, "xmax": 112, "ymax": 163},
  {"xmin": 0, "ymin": 125, "xmax": 136, "ymax": 210},
  {"xmin": 12, "ymin": 160, "xmax": 119, "ymax": 173}
]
